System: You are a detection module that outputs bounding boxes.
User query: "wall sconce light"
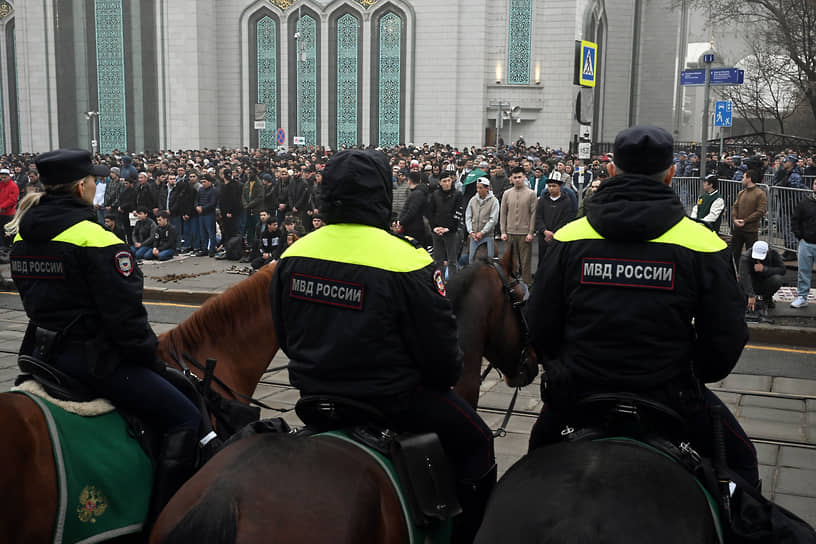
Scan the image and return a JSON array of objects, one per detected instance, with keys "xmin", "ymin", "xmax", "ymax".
[
  {"xmin": 534, "ymin": 64, "xmax": 541, "ymax": 85},
  {"xmin": 496, "ymin": 64, "xmax": 502, "ymax": 85}
]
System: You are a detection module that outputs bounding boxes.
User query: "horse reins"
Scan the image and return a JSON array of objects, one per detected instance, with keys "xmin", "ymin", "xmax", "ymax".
[{"xmin": 487, "ymin": 260, "xmax": 532, "ymax": 438}]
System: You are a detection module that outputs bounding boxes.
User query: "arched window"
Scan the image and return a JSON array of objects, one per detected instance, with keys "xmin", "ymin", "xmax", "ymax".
[
  {"xmin": 335, "ymin": 13, "xmax": 360, "ymax": 147},
  {"xmin": 507, "ymin": 0, "xmax": 532, "ymax": 85},
  {"xmin": 374, "ymin": 10, "xmax": 403, "ymax": 147},
  {"xmin": 256, "ymin": 15, "xmax": 279, "ymax": 148},
  {"xmin": 94, "ymin": 0, "xmax": 127, "ymax": 152},
  {"xmin": 289, "ymin": 11, "xmax": 319, "ymax": 147}
]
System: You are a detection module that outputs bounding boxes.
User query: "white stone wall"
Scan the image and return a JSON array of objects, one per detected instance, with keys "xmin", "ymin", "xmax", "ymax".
[
  {"xmin": 14, "ymin": 1, "xmax": 59, "ymax": 153},
  {"xmin": 7, "ymin": 0, "xmax": 723, "ymax": 152}
]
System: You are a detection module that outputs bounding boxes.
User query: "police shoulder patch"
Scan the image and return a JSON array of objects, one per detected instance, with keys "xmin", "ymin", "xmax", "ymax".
[
  {"xmin": 115, "ymin": 251, "xmax": 134, "ymax": 277},
  {"xmin": 433, "ymin": 269, "xmax": 447, "ymax": 296}
]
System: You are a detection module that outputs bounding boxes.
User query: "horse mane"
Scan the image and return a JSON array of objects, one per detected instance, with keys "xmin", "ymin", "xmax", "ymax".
[
  {"xmin": 446, "ymin": 258, "xmax": 492, "ymax": 312},
  {"xmin": 165, "ymin": 263, "xmax": 277, "ymax": 353}
]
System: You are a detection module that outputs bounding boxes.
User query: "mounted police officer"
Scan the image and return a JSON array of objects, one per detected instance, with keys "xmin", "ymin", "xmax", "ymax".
[
  {"xmin": 269, "ymin": 149, "xmax": 495, "ymax": 544},
  {"xmin": 6, "ymin": 149, "xmax": 216, "ymax": 523},
  {"xmin": 525, "ymin": 126, "xmax": 760, "ymax": 488}
]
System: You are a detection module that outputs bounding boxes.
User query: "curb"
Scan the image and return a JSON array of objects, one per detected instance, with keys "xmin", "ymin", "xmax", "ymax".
[
  {"xmin": 143, "ymin": 288, "xmax": 218, "ymax": 305},
  {"xmin": 747, "ymin": 323, "xmax": 816, "ymax": 348}
]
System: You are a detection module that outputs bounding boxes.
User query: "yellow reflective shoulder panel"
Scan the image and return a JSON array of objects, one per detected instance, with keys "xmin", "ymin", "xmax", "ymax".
[
  {"xmin": 554, "ymin": 217, "xmax": 603, "ymax": 242},
  {"xmin": 554, "ymin": 216, "xmax": 725, "ymax": 253},
  {"xmin": 52, "ymin": 220, "xmax": 123, "ymax": 248},
  {"xmin": 650, "ymin": 217, "xmax": 727, "ymax": 253},
  {"xmin": 280, "ymin": 224, "xmax": 433, "ymax": 272}
]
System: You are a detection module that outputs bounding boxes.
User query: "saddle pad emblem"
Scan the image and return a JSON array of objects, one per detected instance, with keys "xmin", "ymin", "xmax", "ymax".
[{"xmin": 77, "ymin": 484, "xmax": 108, "ymax": 523}]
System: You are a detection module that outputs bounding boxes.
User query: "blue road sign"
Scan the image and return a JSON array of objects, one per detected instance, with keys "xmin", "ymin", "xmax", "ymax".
[
  {"xmin": 709, "ymin": 68, "xmax": 744, "ymax": 86},
  {"xmin": 276, "ymin": 128, "xmax": 286, "ymax": 146},
  {"xmin": 715, "ymin": 101, "xmax": 732, "ymax": 127},
  {"xmin": 703, "ymin": 54, "xmax": 715, "ymax": 64},
  {"xmin": 680, "ymin": 69, "xmax": 706, "ymax": 86}
]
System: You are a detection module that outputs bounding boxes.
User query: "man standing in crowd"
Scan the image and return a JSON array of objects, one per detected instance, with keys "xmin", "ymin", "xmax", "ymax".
[
  {"xmin": 465, "ymin": 178, "xmax": 499, "ymax": 263},
  {"xmin": 526, "ymin": 125, "xmax": 758, "ymax": 487},
  {"xmin": 117, "ymin": 175, "xmax": 137, "ymax": 244},
  {"xmin": 135, "ymin": 171, "xmax": 158, "ymax": 218},
  {"xmin": 398, "ymin": 171, "xmax": 430, "ymax": 246},
  {"xmin": 791, "ymin": 176, "xmax": 816, "ymax": 309},
  {"xmin": 690, "ymin": 173, "xmax": 725, "ymax": 233},
  {"xmin": 429, "ymin": 170, "xmax": 463, "ymax": 281},
  {"xmin": 500, "ymin": 167, "xmax": 537, "ymax": 284},
  {"xmin": 739, "ymin": 240, "xmax": 785, "ymax": 313},
  {"xmin": 0, "ymin": 167, "xmax": 18, "ymax": 250},
  {"xmin": 195, "ymin": 175, "xmax": 220, "ymax": 257},
  {"xmin": 730, "ymin": 169, "xmax": 767, "ymax": 264},
  {"xmin": 534, "ymin": 177, "xmax": 573, "ymax": 268},
  {"xmin": 242, "ymin": 169, "xmax": 265, "ymax": 248}
]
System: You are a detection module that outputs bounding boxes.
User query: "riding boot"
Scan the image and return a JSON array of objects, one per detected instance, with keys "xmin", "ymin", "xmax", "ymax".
[
  {"xmin": 452, "ymin": 464, "xmax": 497, "ymax": 544},
  {"xmin": 146, "ymin": 428, "xmax": 198, "ymax": 528}
]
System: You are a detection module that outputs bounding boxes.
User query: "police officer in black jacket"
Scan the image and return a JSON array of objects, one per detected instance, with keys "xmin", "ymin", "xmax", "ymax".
[
  {"xmin": 8, "ymin": 149, "xmax": 214, "ymax": 521},
  {"xmin": 526, "ymin": 126, "xmax": 759, "ymax": 487},
  {"xmin": 270, "ymin": 150, "xmax": 495, "ymax": 543}
]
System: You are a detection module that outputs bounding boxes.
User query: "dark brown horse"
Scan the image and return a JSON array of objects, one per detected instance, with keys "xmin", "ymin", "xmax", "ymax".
[
  {"xmin": 149, "ymin": 247, "xmax": 535, "ymax": 544},
  {"xmin": 0, "ymin": 264, "xmax": 280, "ymax": 543}
]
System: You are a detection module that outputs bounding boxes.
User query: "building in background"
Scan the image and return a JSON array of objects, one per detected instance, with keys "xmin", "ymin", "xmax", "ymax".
[{"xmin": 1, "ymin": 0, "xmax": 707, "ymax": 153}]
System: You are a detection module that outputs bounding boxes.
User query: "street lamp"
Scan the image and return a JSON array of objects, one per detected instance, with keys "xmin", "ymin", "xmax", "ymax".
[{"xmin": 83, "ymin": 111, "xmax": 99, "ymax": 154}]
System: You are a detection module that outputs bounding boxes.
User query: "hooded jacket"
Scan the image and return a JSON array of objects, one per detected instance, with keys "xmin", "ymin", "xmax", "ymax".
[
  {"xmin": 11, "ymin": 193, "xmax": 156, "ymax": 374},
  {"xmin": 526, "ymin": 174, "xmax": 747, "ymax": 397},
  {"xmin": 270, "ymin": 150, "xmax": 462, "ymax": 397}
]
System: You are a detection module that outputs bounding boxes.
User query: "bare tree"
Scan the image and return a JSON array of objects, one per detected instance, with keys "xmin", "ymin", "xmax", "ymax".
[
  {"xmin": 688, "ymin": 0, "xmax": 816, "ymax": 128},
  {"xmin": 715, "ymin": 38, "xmax": 803, "ymax": 140}
]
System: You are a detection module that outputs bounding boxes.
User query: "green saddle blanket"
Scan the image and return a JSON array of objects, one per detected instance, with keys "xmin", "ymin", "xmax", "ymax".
[
  {"xmin": 19, "ymin": 391, "xmax": 154, "ymax": 544},
  {"xmin": 316, "ymin": 430, "xmax": 453, "ymax": 544}
]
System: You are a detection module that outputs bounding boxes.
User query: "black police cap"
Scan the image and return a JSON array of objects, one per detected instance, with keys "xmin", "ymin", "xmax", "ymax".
[
  {"xmin": 35, "ymin": 149, "xmax": 110, "ymax": 186},
  {"xmin": 613, "ymin": 125, "xmax": 674, "ymax": 176}
]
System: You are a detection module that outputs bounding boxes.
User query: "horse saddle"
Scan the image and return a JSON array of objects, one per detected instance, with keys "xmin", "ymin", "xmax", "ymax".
[
  {"xmin": 561, "ymin": 391, "xmax": 701, "ymax": 473},
  {"xmin": 296, "ymin": 395, "xmax": 462, "ymax": 528},
  {"xmin": 16, "ymin": 354, "xmax": 96, "ymax": 402}
]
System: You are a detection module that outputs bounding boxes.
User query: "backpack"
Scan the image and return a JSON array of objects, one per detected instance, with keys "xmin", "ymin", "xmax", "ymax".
[{"xmin": 225, "ymin": 236, "xmax": 244, "ymax": 261}]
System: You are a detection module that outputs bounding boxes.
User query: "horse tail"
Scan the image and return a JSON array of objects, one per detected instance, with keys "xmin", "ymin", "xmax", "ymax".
[{"xmin": 162, "ymin": 490, "xmax": 238, "ymax": 544}]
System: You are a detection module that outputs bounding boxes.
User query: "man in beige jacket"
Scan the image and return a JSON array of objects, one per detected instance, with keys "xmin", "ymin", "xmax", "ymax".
[
  {"xmin": 730, "ymin": 168, "xmax": 767, "ymax": 263},
  {"xmin": 500, "ymin": 167, "xmax": 537, "ymax": 283}
]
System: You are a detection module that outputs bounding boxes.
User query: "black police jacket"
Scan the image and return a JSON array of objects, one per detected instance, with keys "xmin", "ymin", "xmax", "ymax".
[
  {"xmin": 269, "ymin": 223, "xmax": 462, "ymax": 397},
  {"xmin": 526, "ymin": 174, "xmax": 747, "ymax": 393},
  {"xmin": 11, "ymin": 193, "xmax": 157, "ymax": 375}
]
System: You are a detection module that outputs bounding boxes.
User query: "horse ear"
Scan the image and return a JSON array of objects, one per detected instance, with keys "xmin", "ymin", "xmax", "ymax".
[{"xmin": 499, "ymin": 240, "xmax": 514, "ymax": 276}]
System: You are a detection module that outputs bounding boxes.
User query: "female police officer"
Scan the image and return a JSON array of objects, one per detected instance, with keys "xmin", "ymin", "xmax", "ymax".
[{"xmin": 6, "ymin": 149, "xmax": 206, "ymax": 520}]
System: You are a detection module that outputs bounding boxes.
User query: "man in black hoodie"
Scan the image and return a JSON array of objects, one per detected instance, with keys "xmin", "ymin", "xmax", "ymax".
[
  {"xmin": 526, "ymin": 126, "xmax": 758, "ymax": 487},
  {"xmin": 269, "ymin": 150, "xmax": 495, "ymax": 543}
]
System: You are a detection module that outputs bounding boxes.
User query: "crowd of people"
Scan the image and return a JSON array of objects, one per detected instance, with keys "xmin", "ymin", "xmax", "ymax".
[{"xmin": 0, "ymin": 141, "xmax": 814, "ymax": 287}]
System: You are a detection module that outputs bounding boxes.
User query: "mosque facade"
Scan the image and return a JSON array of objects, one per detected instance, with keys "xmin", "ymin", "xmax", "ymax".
[{"xmin": 1, "ymin": 0, "xmax": 691, "ymax": 153}]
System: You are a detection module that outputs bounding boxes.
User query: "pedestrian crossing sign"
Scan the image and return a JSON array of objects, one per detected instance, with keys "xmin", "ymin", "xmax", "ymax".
[{"xmin": 578, "ymin": 40, "xmax": 597, "ymax": 87}]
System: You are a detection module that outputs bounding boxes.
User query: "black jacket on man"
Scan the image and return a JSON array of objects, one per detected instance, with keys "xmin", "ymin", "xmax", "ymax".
[
  {"xmin": 428, "ymin": 186, "xmax": 463, "ymax": 231},
  {"xmin": 399, "ymin": 184, "xmax": 430, "ymax": 245},
  {"xmin": 168, "ymin": 180, "xmax": 196, "ymax": 218},
  {"xmin": 792, "ymin": 195, "xmax": 816, "ymax": 244},
  {"xmin": 219, "ymin": 181, "xmax": 243, "ymax": 217},
  {"xmin": 526, "ymin": 174, "xmax": 747, "ymax": 395},
  {"xmin": 135, "ymin": 181, "xmax": 158, "ymax": 212}
]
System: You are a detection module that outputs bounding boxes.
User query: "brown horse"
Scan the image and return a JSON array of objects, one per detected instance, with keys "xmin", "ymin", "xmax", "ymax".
[
  {"xmin": 149, "ymin": 247, "xmax": 535, "ymax": 544},
  {"xmin": 0, "ymin": 264, "xmax": 280, "ymax": 544}
]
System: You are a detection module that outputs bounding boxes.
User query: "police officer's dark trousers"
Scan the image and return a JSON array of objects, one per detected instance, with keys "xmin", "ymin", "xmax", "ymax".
[
  {"xmin": 367, "ymin": 387, "xmax": 496, "ymax": 543},
  {"xmin": 529, "ymin": 386, "xmax": 759, "ymax": 488}
]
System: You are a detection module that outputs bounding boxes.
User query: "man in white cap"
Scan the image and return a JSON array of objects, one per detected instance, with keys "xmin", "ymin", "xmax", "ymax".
[
  {"xmin": 464, "ymin": 177, "xmax": 499, "ymax": 263},
  {"xmin": 739, "ymin": 240, "xmax": 786, "ymax": 312}
]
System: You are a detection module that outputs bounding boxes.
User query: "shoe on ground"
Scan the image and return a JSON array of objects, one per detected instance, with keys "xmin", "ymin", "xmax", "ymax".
[
  {"xmin": 790, "ymin": 296, "xmax": 808, "ymax": 309},
  {"xmin": 782, "ymin": 250, "xmax": 798, "ymax": 261},
  {"xmin": 239, "ymin": 256, "xmax": 251, "ymax": 263}
]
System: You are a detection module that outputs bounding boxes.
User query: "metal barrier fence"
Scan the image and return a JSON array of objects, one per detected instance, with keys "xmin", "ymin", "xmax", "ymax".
[{"xmin": 672, "ymin": 177, "xmax": 813, "ymax": 253}]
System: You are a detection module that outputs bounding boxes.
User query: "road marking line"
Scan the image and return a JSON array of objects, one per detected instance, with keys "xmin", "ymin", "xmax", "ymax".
[
  {"xmin": 144, "ymin": 301, "xmax": 200, "ymax": 309},
  {"xmin": 745, "ymin": 344, "xmax": 816, "ymax": 355}
]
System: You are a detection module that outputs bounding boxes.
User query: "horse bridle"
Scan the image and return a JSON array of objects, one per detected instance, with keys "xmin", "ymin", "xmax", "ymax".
[{"xmin": 486, "ymin": 259, "xmax": 535, "ymax": 437}]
